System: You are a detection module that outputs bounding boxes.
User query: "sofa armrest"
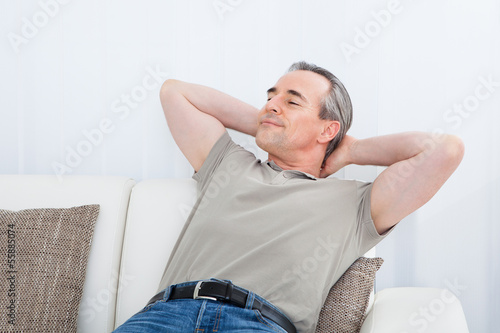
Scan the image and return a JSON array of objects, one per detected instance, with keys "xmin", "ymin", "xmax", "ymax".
[{"xmin": 360, "ymin": 287, "xmax": 469, "ymax": 333}]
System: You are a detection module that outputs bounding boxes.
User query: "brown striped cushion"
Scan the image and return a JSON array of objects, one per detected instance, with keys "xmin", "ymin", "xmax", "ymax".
[
  {"xmin": 0, "ymin": 205, "xmax": 99, "ymax": 332},
  {"xmin": 316, "ymin": 257, "xmax": 384, "ymax": 333}
]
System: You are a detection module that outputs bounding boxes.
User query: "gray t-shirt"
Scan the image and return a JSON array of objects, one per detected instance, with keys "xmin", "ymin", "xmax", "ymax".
[{"xmin": 158, "ymin": 131, "xmax": 390, "ymax": 333}]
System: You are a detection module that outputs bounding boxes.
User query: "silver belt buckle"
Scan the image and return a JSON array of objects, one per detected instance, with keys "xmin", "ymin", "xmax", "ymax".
[{"xmin": 193, "ymin": 281, "xmax": 217, "ymax": 301}]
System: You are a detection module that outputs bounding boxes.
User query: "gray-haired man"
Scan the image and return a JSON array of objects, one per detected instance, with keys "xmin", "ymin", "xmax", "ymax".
[{"xmin": 113, "ymin": 61, "xmax": 464, "ymax": 333}]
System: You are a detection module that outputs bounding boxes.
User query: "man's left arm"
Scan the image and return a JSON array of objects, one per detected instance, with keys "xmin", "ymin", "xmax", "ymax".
[{"xmin": 321, "ymin": 132, "xmax": 465, "ymax": 235}]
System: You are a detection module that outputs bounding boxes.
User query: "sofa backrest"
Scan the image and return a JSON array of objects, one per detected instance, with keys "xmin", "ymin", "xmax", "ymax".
[
  {"xmin": 0, "ymin": 175, "xmax": 135, "ymax": 333},
  {"xmin": 114, "ymin": 178, "xmax": 197, "ymax": 328},
  {"xmin": 0, "ymin": 175, "xmax": 379, "ymax": 331}
]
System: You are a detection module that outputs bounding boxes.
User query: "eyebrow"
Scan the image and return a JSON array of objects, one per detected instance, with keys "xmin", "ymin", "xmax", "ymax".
[{"xmin": 267, "ymin": 87, "xmax": 309, "ymax": 103}]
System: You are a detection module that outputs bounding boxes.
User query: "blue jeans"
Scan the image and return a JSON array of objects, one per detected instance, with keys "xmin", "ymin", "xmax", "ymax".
[{"xmin": 112, "ymin": 280, "xmax": 289, "ymax": 333}]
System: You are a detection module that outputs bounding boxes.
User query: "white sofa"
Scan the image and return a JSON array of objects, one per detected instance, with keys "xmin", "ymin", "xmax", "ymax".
[{"xmin": 0, "ymin": 175, "xmax": 470, "ymax": 333}]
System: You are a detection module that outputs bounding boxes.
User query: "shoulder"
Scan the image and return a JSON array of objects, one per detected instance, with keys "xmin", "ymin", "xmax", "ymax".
[
  {"xmin": 193, "ymin": 131, "xmax": 259, "ymax": 182},
  {"xmin": 321, "ymin": 177, "xmax": 372, "ymax": 193}
]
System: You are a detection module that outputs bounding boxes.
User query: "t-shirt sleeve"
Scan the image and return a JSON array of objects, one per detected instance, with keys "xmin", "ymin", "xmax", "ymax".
[
  {"xmin": 355, "ymin": 181, "xmax": 394, "ymax": 254},
  {"xmin": 192, "ymin": 130, "xmax": 237, "ymax": 190}
]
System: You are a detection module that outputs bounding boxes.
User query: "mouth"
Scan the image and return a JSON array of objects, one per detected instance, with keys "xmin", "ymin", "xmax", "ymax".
[
  {"xmin": 261, "ymin": 121, "xmax": 282, "ymax": 127},
  {"xmin": 260, "ymin": 117, "xmax": 284, "ymax": 127}
]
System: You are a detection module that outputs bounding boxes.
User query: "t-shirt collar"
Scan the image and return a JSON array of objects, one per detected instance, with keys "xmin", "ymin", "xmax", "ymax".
[{"xmin": 264, "ymin": 160, "xmax": 317, "ymax": 180}]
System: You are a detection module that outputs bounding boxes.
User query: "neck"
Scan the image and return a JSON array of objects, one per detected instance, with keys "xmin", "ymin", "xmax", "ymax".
[{"xmin": 267, "ymin": 153, "xmax": 323, "ymax": 177}]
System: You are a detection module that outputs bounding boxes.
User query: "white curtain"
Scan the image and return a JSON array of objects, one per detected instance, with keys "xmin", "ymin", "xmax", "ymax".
[{"xmin": 1, "ymin": 0, "xmax": 498, "ymax": 331}]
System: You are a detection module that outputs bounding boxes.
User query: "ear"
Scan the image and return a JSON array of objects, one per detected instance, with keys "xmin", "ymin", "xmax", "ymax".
[{"xmin": 318, "ymin": 120, "xmax": 340, "ymax": 144}]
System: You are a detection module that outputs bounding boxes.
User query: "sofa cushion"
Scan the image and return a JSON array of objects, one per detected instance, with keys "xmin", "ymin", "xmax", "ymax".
[
  {"xmin": 114, "ymin": 178, "xmax": 197, "ymax": 328},
  {"xmin": 0, "ymin": 205, "xmax": 99, "ymax": 332},
  {"xmin": 315, "ymin": 257, "xmax": 384, "ymax": 333}
]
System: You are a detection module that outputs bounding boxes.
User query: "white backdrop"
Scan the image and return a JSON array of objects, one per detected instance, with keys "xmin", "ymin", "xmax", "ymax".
[{"xmin": 1, "ymin": 0, "xmax": 499, "ymax": 332}]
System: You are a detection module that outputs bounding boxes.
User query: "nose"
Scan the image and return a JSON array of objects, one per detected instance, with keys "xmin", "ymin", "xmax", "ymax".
[{"xmin": 266, "ymin": 96, "xmax": 282, "ymax": 115}]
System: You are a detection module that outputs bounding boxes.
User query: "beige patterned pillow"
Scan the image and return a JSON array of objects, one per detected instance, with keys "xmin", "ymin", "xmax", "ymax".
[
  {"xmin": 0, "ymin": 205, "xmax": 100, "ymax": 333},
  {"xmin": 316, "ymin": 257, "xmax": 384, "ymax": 333}
]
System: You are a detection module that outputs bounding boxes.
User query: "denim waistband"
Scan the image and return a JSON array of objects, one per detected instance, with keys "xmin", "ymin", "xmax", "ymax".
[
  {"xmin": 149, "ymin": 278, "xmax": 294, "ymax": 332},
  {"xmin": 155, "ymin": 278, "xmax": 285, "ymax": 314}
]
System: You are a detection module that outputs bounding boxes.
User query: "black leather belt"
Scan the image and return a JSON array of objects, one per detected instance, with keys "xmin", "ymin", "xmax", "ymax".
[{"xmin": 146, "ymin": 280, "xmax": 296, "ymax": 333}]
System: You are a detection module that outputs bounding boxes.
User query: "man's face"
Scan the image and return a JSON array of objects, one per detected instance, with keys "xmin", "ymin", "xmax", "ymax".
[{"xmin": 255, "ymin": 70, "xmax": 332, "ymax": 157}]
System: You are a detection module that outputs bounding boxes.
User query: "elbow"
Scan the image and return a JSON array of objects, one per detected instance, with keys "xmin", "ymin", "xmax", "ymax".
[
  {"xmin": 161, "ymin": 78, "xmax": 182, "ymax": 90},
  {"xmin": 159, "ymin": 79, "xmax": 186, "ymax": 115},
  {"xmin": 441, "ymin": 134, "xmax": 465, "ymax": 169},
  {"xmin": 159, "ymin": 79, "xmax": 183, "ymax": 100}
]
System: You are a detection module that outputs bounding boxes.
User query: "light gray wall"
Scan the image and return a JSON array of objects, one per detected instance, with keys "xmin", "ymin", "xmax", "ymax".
[{"xmin": 1, "ymin": 0, "xmax": 499, "ymax": 331}]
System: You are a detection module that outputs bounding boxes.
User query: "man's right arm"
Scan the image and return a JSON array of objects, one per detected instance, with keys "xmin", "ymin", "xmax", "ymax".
[{"xmin": 160, "ymin": 79, "xmax": 259, "ymax": 172}]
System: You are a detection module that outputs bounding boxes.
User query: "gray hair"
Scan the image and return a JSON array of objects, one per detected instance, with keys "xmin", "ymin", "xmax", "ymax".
[{"xmin": 288, "ymin": 61, "xmax": 353, "ymax": 164}]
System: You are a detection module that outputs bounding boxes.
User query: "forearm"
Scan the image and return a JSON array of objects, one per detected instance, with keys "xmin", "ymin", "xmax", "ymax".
[
  {"xmin": 348, "ymin": 132, "xmax": 439, "ymax": 167},
  {"xmin": 322, "ymin": 131, "xmax": 463, "ymax": 177},
  {"xmin": 160, "ymin": 79, "xmax": 259, "ymax": 136},
  {"xmin": 329, "ymin": 132, "xmax": 464, "ymax": 233}
]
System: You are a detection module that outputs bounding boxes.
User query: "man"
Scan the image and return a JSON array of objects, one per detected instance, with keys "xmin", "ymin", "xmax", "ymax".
[{"xmin": 113, "ymin": 61, "xmax": 464, "ymax": 333}]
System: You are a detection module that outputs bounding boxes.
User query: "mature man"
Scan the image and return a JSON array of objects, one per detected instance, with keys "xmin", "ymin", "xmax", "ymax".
[{"xmin": 113, "ymin": 62, "xmax": 464, "ymax": 333}]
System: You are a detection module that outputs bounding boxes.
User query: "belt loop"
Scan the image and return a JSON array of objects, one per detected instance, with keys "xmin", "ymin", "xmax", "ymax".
[
  {"xmin": 244, "ymin": 291, "xmax": 255, "ymax": 309},
  {"xmin": 163, "ymin": 284, "xmax": 175, "ymax": 301},
  {"xmin": 224, "ymin": 282, "xmax": 234, "ymax": 302}
]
